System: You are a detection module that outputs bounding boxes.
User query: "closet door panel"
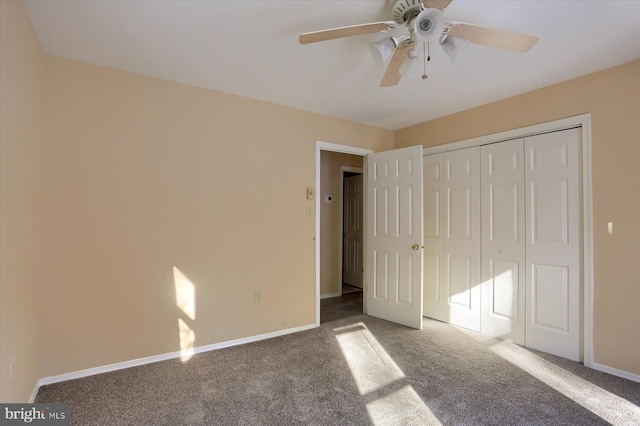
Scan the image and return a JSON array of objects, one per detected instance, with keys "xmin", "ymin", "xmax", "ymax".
[
  {"xmin": 443, "ymin": 148, "xmax": 481, "ymax": 331},
  {"xmin": 448, "ymin": 255, "xmax": 472, "ymax": 307},
  {"xmin": 480, "ymin": 139, "xmax": 526, "ymax": 344},
  {"xmin": 423, "ymin": 154, "xmax": 448, "ymax": 321},
  {"xmin": 525, "ymin": 128, "xmax": 581, "ymax": 362}
]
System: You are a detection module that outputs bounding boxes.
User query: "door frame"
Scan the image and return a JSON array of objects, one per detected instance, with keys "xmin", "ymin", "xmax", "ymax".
[
  {"xmin": 316, "ymin": 142, "xmax": 373, "ymax": 326},
  {"xmin": 422, "ymin": 113, "xmax": 594, "ymax": 368},
  {"xmin": 339, "ymin": 166, "xmax": 364, "ymax": 294}
]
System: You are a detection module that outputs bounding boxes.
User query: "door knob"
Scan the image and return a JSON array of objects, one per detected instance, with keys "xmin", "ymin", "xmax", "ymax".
[{"xmin": 412, "ymin": 244, "xmax": 420, "ymax": 251}]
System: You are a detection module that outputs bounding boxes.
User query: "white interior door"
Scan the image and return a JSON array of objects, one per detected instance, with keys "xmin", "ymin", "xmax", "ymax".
[
  {"xmin": 525, "ymin": 128, "xmax": 582, "ymax": 361},
  {"xmin": 481, "ymin": 139, "xmax": 526, "ymax": 344},
  {"xmin": 443, "ymin": 147, "xmax": 481, "ymax": 331},
  {"xmin": 343, "ymin": 174, "xmax": 364, "ymax": 288},
  {"xmin": 366, "ymin": 146, "xmax": 424, "ymax": 329},
  {"xmin": 423, "ymin": 153, "xmax": 448, "ymax": 322}
]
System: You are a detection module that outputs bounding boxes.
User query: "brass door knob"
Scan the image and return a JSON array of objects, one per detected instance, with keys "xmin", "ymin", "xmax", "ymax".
[{"xmin": 412, "ymin": 244, "xmax": 420, "ymax": 251}]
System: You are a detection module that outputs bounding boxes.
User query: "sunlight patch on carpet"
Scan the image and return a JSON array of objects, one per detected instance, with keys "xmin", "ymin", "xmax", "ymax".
[
  {"xmin": 367, "ymin": 385, "xmax": 442, "ymax": 426},
  {"xmin": 334, "ymin": 322, "xmax": 442, "ymax": 425},
  {"xmin": 334, "ymin": 322, "xmax": 405, "ymax": 395},
  {"xmin": 490, "ymin": 341, "xmax": 640, "ymax": 424}
]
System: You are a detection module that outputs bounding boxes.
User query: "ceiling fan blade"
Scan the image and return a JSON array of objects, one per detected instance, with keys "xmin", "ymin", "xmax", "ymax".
[
  {"xmin": 299, "ymin": 21, "xmax": 397, "ymax": 45},
  {"xmin": 447, "ymin": 22, "xmax": 539, "ymax": 53},
  {"xmin": 380, "ymin": 42, "xmax": 414, "ymax": 87},
  {"xmin": 423, "ymin": 0, "xmax": 453, "ymax": 10}
]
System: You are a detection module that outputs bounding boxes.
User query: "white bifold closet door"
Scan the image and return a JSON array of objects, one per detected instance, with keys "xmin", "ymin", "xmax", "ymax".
[
  {"xmin": 445, "ymin": 148, "xmax": 481, "ymax": 331},
  {"xmin": 423, "ymin": 147, "xmax": 481, "ymax": 332},
  {"xmin": 479, "ymin": 129, "xmax": 581, "ymax": 361},
  {"xmin": 423, "ymin": 154, "xmax": 447, "ymax": 322},
  {"xmin": 426, "ymin": 128, "xmax": 582, "ymax": 362},
  {"xmin": 480, "ymin": 139, "xmax": 526, "ymax": 345},
  {"xmin": 524, "ymin": 129, "xmax": 582, "ymax": 361}
]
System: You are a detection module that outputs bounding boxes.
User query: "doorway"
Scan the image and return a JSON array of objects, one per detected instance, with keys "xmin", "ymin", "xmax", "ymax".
[
  {"xmin": 320, "ymin": 167, "xmax": 364, "ymax": 324},
  {"xmin": 315, "ymin": 142, "xmax": 372, "ymax": 326},
  {"xmin": 318, "ymin": 152, "xmax": 363, "ymax": 323}
]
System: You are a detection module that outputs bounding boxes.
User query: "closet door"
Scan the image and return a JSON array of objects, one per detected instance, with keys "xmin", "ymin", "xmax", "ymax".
[
  {"xmin": 525, "ymin": 128, "xmax": 581, "ymax": 361},
  {"xmin": 423, "ymin": 154, "xmax": 448, "ymax": 322},
  {"xmin": 443, "ymin": 147, "xmax": 481, "ymax": 331},
  {"xmin": 480, "ymin": 139, "xmax": 526, "ymax": 344}
]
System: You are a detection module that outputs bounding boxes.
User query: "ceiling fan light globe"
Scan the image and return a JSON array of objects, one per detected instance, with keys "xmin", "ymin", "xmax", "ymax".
[
  {"xmin": 370, "ymin": 37, "xmax": 398, "ymax": 64},
  {"xmin": 442, "ymin": 35, "xmax": 470, "ymax": 62},
  {"xmin": 414, "ymin": 8, "xmax": 445, "ymax": 42}
]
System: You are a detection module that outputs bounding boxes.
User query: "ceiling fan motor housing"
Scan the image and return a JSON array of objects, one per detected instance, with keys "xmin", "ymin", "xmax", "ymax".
[{"xmin": 391, "ymin": 0, "xmax": 425, "ymax": 24}]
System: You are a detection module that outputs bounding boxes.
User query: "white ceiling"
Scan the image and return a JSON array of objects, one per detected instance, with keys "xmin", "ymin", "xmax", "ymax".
[{"xmin": 25, "ymin": 0, "xmax": 640, "ymax": 130}]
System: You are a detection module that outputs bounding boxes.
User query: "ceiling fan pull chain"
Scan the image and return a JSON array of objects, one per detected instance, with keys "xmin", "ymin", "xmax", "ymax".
[{"xmin": 422, "ymin": 41, "xmax": 429, "ymax": 79}]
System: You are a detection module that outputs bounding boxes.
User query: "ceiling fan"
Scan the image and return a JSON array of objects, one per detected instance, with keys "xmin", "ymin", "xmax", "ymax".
[{"xmin": 299, "ymin": 0, "xmax": 539, "ymax": 87}]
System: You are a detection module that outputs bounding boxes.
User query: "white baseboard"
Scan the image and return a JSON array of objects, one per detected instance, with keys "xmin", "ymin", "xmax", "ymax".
[
  {"xmin": 34, "ymin": 323, "xmax": 317, "ymax": 392},
  {"xmin": 320, "ymin": 292, "xmax": 341, "ymax": 299},
  {"xmin": 29, "ymin": 381, "xmax": 40, "ymax": 403},
  {"xmin": 592, "ymin": 362, "xmax": 640, "ymax": 383}
]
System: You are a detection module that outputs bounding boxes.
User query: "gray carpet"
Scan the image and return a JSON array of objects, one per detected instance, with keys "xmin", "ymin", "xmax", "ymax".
[{"xmin": 36, "ymin": 315, "xmax": 640, "ymax": 425}]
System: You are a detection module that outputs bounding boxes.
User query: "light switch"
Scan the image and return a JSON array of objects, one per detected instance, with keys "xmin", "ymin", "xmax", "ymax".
[
  {"xmin": 306, "ymin": 188, "xmax": 314, "ymax": 200},
  {"xmin": 607, "ymin": 221, "xmax": 613, "ymax": 235}
]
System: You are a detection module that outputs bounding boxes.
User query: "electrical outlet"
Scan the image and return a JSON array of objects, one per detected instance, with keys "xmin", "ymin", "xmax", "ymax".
[
  {"xmin": 10, "ymin": 356, "xmax": 15, "ymax": 380},
  {"xmin": 254, "ymin": 291, "xmax": 261, "ymax": 303}
]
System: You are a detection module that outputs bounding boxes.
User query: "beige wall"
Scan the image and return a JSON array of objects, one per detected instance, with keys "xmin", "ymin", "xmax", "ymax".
[
  {"xmin": 39, "ymin": 56, "xmax": 394, "ymax": 377},
  {"xmin": 396, "ymin": 60, "xmax": 640, "ymax": 375},
  {"xmin": 0, "ymin": 1, "xmax": 45, "ymax": 401},
  {"xmin": 320, "ymin": 151, "xmax": 364, "ymax": 296}
]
